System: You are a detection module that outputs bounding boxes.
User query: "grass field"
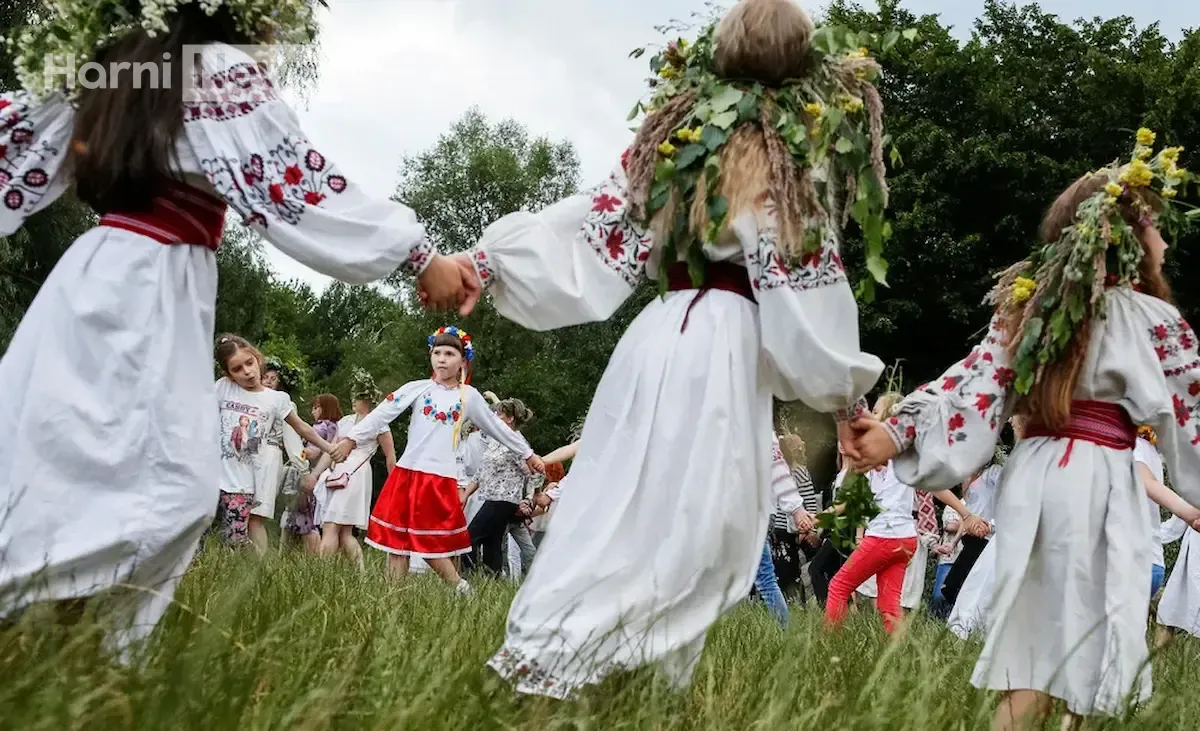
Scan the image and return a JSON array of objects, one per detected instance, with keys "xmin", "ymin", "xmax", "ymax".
[{"xmin": 3, "ymin": 547, "xmax": 1200, "ymax": 731}]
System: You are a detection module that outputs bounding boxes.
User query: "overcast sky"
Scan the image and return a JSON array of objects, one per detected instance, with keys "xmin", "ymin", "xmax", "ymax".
[{"xmin": 272, "ymin": 0, "xmax": 1198, "ymax": 289}]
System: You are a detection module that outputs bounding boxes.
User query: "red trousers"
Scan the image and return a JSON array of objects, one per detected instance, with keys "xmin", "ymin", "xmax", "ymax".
[{"xmin": 824, "ymin": 535, "xmax": 918, "ymax": 633}]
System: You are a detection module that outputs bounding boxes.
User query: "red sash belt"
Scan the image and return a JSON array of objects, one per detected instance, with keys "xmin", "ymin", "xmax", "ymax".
[
  {"xmin": 99, "ymin": 181, "xmax": 227, "ymax": 250},
  {"xmin": 1024, "ymin": 400, "xmax": 1136, "ymax": 467},
  {"xmin": 665, "ymin": 261, "xmax": 756, "ymax": 332}
]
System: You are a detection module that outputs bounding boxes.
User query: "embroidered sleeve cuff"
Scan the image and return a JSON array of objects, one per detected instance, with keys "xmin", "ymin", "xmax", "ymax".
[
  {"xmin": 833, "ymin": 398, "xmax": 869, "ymax": 423},
  {"xmin": 402, "ymin": 238, "xmax": 436, "ymax": 277},
  {"xmin": 470, "ymin": 247, "xmax": 496, "ymax": 292},
  {"xmin": 883, "ymin": 412, "xmax": 917, "ymax": 453}
]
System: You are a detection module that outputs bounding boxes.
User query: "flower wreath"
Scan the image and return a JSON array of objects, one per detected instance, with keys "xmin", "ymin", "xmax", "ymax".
[
  {"xmin": 630, "ymin": 23, "xmax": 916, "ymax": 300},
  {"xmin": 988, "ymin": 128, "xmax": 1198, "ymax": 395},
  {"xmin": 3, "ymin": 0, "xmax": 323, "ymax": 99},
  {"xmin": 428, "ymin": 325, "xmax": 474, "ymax": 362}
]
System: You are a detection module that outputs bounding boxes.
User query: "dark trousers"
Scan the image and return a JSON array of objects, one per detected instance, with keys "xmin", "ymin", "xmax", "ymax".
[
  {"xmin": 463, "ymin": 500, "xmax": 519, "ymax": 575},
  {"xmin": 940, "ymin": 535, "xmax": 989, "ymax": 607},
  {"xmin": 808, "ymin": 538, "xmax": 848, "ymax": 607}
]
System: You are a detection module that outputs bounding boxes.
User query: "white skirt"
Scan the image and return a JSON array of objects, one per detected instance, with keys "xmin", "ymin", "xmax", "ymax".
[
  {"xmin": 321, "ymin": 457, "xmax": 373, "ymax": 529},
  {"xmin": 857, "ymin": 539, "xmax": 929, "ymax": 609},
  {"xmin": 252, "ymin": 447, "xmax": 283, "ymax": 519},
  {"xmin": 0, "ymin": 227, "xmax": 219, "ymax": 650},
  {"xmin": 488, "ymin": 290, "xmax": 774, "ymax": 698},
  {"xmin": 972, "ymin": 438, "xmax": 1153, "ymax": 716},
  {"xmin": 948, "ymin": 538, "xmax": 998, "ymax": 640},
  {"xmin": 1157, "ymin": 529, "xmax": 1200, "ymax": 635}
]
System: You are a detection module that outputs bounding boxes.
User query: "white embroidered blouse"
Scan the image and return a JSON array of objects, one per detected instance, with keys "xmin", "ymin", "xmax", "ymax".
[
  {"xmin": 347, "ymin": 380, "xmax": 532, "ymax": 481},
  {"xmin": 0, "ymin": 43, "xmax": 434, "ymax": 279},
  {"xmin": 464, "ymin": 155, "xmax": 882, "ymax": 420}
]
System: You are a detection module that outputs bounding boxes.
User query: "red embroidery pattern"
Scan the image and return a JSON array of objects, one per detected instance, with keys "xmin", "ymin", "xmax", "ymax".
[
  {"xmin": 582, "ymin": 171, "xmax": 652, "ymax": 287},
  {"xmin": 421, "ymin": 395, "xmax": 462, "ymax": 426},
  {"xmin": 0, "ymin": 94, "xmax": 57, "ymax": 213},
  {"xmin": 472, "ymin": 248, "xmax": 496, "ymax": 291},
  {"xmin": 886, "ymin": 317, "xmax": 1012, "ymax": 449},
  {"xmin": 183, "ymin": 62, "xmax": 279, "ymax": 123},
  {"xmin": 1153, "ymin": 316, "xmax": 1200, "ymax": 445},
  {"xmin": 403, "ymin": 239, "xmax": 435, "ymax": 277},
  {"xmin": 201, "ymin": 135, "xmax": 346, "ymax": 230},
  {"xmin": 747, "ymin": 220, "xmax": 847, "ymax": 293}
]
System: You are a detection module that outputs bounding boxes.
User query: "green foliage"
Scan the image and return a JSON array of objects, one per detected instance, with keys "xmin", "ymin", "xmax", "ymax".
[
  {"xmin": 5, "ymin": 550, "xmax": 1200, "ymax": 729},
  {"xmin": 816, "ymin": 471, "xmax": 881, "ymax": 554}
]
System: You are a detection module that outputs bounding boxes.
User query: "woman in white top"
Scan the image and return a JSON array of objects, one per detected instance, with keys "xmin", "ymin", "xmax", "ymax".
[
  {"xmin": 306, "ymin": 391, "xmax": 396, "ymax": 567},
  {"xmin": 0, "ymin": 2, "xmax": 464, "ymax": 651}
]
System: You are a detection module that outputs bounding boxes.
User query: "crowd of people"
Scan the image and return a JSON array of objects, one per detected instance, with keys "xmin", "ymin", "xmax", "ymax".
[{"xmin": 3, "ymin": 0, "xmax": 1200, "ymax": 729}]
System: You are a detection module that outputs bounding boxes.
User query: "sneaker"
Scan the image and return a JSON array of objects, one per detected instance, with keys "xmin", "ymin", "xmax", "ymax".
[{"xmin": 456, "ymin": 579, "xmax": 473, "ymax": 597}]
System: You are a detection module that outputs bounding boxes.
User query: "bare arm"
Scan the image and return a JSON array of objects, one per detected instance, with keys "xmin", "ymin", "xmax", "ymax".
[
  {"xmin": 1140, "ymin": 463, "xmax": 1200, "ymax": 523},
  {"xmin": 286, "ymin": 412, "xmax": 334, "ymax": 455},
  {"xmin": 542, "ymin": 441, "xmax": 580, "ymax": 465},
  {"xmin": 377, "ymin": 430, "xmax": 397, "ymax": 472}
]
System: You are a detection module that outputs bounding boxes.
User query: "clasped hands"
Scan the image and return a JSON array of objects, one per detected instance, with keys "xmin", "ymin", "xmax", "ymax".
[{"xmin": 417, "ymin": 253, "xmax": 483, "ymax": 316}]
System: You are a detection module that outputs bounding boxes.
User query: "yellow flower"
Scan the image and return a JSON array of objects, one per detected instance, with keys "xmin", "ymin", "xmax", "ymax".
[
  {"xmin": 1119, "ymin": 159, "xmax": 1154, "ymax": 188},
  {"xmin": 805, "ymin": 102, "xmax": 824, "ymax": 118},
  {"xmin": 1135, "ymin": 145, "xmax": 1153, "ymax": 160},
  {"xmin": 1164, "ymin": 187, "xmax": 1178, "ymax": 199},
  {"xmin": 838, "ymin": 95, "xmax": 864, "ymax": 113},
  {"xmin": 675, "ymin": 127, "xmax": 702, "ymax": 144},
  {"xmin": 1160, "ymin": 146, "xmax": 1184, "ymax": 165},
  {"xmin": 657, "ymin": 141, "xmax": 677, "ymax": 158},
  {"xmin": 1104, "ymin": 182, "xmax": 1123, "ymax": 197},
  {"xmin": 846, "ymin": 47, "xmax": 869, "ymax": 59},
  {"xmin": 659, "ymin": 66, "xmax": 679, "ymax": 80},
  {"xmin": 1136, "ymin": 127, "xmax": 1156, "ymax": 147},
  {"xmin": 1012, "ymin": 276, "xmax": 1036, "ymax": 305}
]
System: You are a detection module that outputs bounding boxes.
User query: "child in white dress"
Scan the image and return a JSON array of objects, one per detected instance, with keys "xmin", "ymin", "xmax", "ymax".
[
  {"xmin": 332, "ymin": 327, "xmax": 541, "ymax": 592},
  {"xmin": 851, "ymin": 133, "xmax": 1200, "ymax": 727},
  {"xmin": 0, "ymin": 2, "xmax": 463, "ymax": 650}
]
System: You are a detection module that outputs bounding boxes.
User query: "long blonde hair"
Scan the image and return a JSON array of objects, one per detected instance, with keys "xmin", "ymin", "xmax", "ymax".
[{"xmin": 778, "ymin": 433, "xmax": 808, "ymax": 469}]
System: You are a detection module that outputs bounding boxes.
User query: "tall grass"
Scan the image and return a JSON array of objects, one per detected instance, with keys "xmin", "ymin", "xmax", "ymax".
[{"xmin": 3, "ymin": 547, "xmax": 1200, "ymax": 730}]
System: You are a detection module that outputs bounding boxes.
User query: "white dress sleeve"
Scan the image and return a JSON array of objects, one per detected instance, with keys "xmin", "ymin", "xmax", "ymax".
[
  {"xmin": 466, "ymin": 157, "xmax": 650, "ymax": 331},
  {"xmin": 1160, "ymin": 516, "xmax": 1187, "ymax": 545},
  {"xmin": 0, "ymin": 91, "xmax": 75, "ymax": 235},
  {"xmin": 347, "ymin": 380, "xmax": 430, "ymax": 447},
  {"xmin": 182, "ymin": 45, "xmax": 434, "ymax": 283},
  {"xmin": 884, "ymin": 315, "xmax": 1015, "ymax": 490},
  {"xmin": 737, "ymin": 207, "xmax": 883, "ymax": 420},
  {"xmin": 465, "ymin": 387, "xmax": 533, "ymax": 459},
  {"xmin": 770, "ymin": 434, "xmax": 804, "ymax": 514}
]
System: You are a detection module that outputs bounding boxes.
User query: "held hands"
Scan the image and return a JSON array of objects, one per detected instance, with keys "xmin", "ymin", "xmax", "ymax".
[
  {"xmin": 934, "ymin": 543, "xmax": 953, "ymax": 557},
  {"xmin": 962, "ymin": 514, "xmax": 990, "ymax": 538},
  {"xmin": 330, "ymin": 439, "xmax": 355, "ymax": 463},
  {"xmin": 792, "ymin": 510, "xmax": 817, "ymax": 534},
  {"xmin": 533, "ymin": 490, "xmax": 553, "ymax": 509},
  {"xmin": 526, "ymin": 454, "xmax": 545, "ymax": 475},
  {"xmin": 416, "ymin": 253, "xmax": 482, "ymax": 317},
  {"xmin": 846, "ymin": 415, "xmax": 899, "ymax": 473}
]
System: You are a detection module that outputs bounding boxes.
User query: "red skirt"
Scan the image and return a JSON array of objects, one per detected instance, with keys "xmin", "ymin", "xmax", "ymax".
[{"xmin": 365, "ymin": 467, "xmax": 470, "ymax": 558}]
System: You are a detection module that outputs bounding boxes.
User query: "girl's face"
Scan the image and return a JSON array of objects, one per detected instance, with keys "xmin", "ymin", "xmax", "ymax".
[
  {"xmin": 311, "ymin": 403, "xmax": 322, "ymax": 421},
  {"xmin": 1140, "ymin": 224, "xmax": 1169, "ymax": 274},
  {"xmin": 353, "ymin": 399, "xmax": 371, "ymax": 416},
  {"xmin": 430, "ymin": 345, "xmax": 465, "ymax": 382},
  {"xmin": 226, "ymin": 348, "xmax": 262, "ymax": 390},
  {"xmin": 261, "ymin": 369, "xmax": 280, "ymax": 390}
]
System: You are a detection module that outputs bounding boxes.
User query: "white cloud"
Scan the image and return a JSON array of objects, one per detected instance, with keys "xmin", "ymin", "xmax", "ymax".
[{"xmin": 264, "ymin": 0, "xmax": 1199, "ymax": 290}]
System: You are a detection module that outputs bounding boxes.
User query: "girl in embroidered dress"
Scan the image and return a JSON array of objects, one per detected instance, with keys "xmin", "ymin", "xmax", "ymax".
[
  {"xmin": 215, "ymin": 335, "xmax": 337, "ymax": 555},
  {"xmin": 0, "ymin": 1, "xmax": 467, "ymax": 649},
  {"xmin": 453, "ymin": 0, "xmax": 900, "ymax": 696},
  {"xmin": 850, "ymin": 135, "xmax": 1200, "ymax": 728},
  {"xmin": 331, "ymin": 328, "xmax": 542, "ymax": 592}
]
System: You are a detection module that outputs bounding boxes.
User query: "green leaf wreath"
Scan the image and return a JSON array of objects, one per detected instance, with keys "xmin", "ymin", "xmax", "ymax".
[
  {"xmin": 988, "ymin": 128, "xmax": 1198, "ymax": 395},
  {"xmin": 817, "ymin": 471, "xmax": 880, "ymax": 555},
  {"xmin": 628, "ymin": 24, "xmax": 913, "ymax": 301}
]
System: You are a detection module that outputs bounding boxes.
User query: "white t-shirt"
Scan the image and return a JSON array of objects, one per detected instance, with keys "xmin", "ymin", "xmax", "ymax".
[
  {"xmin": 937, "ymin": 504, "xmax": 964, "ymax": 565},
  {"xmin": 1135, "ymin": 437, "xmax": 1166, "ymax": 567},
  {"xmin": 216, "ymin": 378, "xmax": 296, "ymax": 494},
  {"xmin": 965, "ymin": 464, "xmax": 1001, "ymax": 523},
  {"xmin": 864, "ymin": 462, "xmax": 917, "ymax": 539}
]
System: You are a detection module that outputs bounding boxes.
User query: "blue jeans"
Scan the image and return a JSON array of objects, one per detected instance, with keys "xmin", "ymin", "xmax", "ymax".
[
  {"xmin": 1152, "ymin": 564, "xmax": 1165, "ymax": 598},
  {"xmin": 755, "ymin": 540, "xmax": 789, "ymax": 627},
  {"xmin": 929, "ymin": 562, "xmax": 954, "ymax": 619}
]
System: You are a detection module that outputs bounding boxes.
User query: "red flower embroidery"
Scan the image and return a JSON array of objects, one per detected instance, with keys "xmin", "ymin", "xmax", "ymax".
[
  {"xmin": 1156, "ymin": 345, "xmax": 1169, "ymax": 362},
  {"xmin": 963, "ymin": 351, "xmax": 979, "ymax": 369},
  {"xmin": 0, "ymin": 144, "xmax": 7, "ymax": 159},
  {"xmin": 1190, "ymin": 382, "xmax": 1200, "ymax": 397},
  {"xmin": 1183, "ymin": 333, "xmax": 1195, "ymax": 350},
  {"xmin": 304, "ymin": 191, "xmax": 325, "ymax": 205},
  {"xmin": 801, "ymin": 249, "xmax": 823, "ymax": 268},
  {"xmin": 605, "ymin": 228, "xmax": 625, "ymax": 259},
  {"xmin": 1154, "ymin": 324, "xmax": 1169, "ymax": 341},
  {"xmin": 423, "ymin": 405, "xmax": 433, "ymax": 415},
  {"xmin": 283, "ymin": 165, "xmax": 303, "ymax": 185},
  {"xmin": 592, "ymin": 193, "xmax": 621, "ymax": 213},
  {"xmin": 994, "ymin": 368, "xmax": 1016, "ymax": 388},
  {"xmin": 975, "ymin": 393, "xmax": 994, "ymax": 414},
  {"xmin": 268, "ymin": 183, "xmax": 285, "ymax": 203},
  {"xmin": 1174, "ymin": 394, "xmax": 1190, "ymax": 427},
  {"xmin": 948, "ymin": 413, "xmax": 966, "ymax": 431},
  {"xmin": 982, "ymin": 352, "xmax": 994, "ymax": 363},
  {"xmin": 905, "ymin": 425, "xmax": 917, "ymax": 440},
  {"xmin": 888, "ymin": 417, "xmax": 899, "ymax": 426},
  {"xmin": 942, "ymin": 376, "xmax": 961, "ymax": 391},
  {"xmin": 387, "ymin": 392, "xmax": 395, "ymax": 401}
]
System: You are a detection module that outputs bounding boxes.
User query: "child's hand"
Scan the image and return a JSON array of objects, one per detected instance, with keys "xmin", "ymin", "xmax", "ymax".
[
  {"xmin": 534, "ymin": 491, "xmax": 553, "ymax": 508},
  {"xmin": 849, "ymin": 418, "xmax": 898, "ymax": 472},
  {"xmin": 526, "ymin": 454, "xmax": 545, "ymax": 474},
  {"xmin": 934, "ymin": 543, "xmax": 953, "ymax": 557},
  {"xmin": 331, "ymin": 439, "xmax": 354, "ymax": 462},
  {"xmin": 793, "ymin": 510, "xmax": 816, "ymax": 534}
]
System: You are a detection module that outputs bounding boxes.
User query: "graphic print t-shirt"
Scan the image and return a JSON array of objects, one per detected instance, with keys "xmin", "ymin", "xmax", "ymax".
[{"xmin": 216, "ymin": 378, "xmax": 296, "ymax": 494}]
